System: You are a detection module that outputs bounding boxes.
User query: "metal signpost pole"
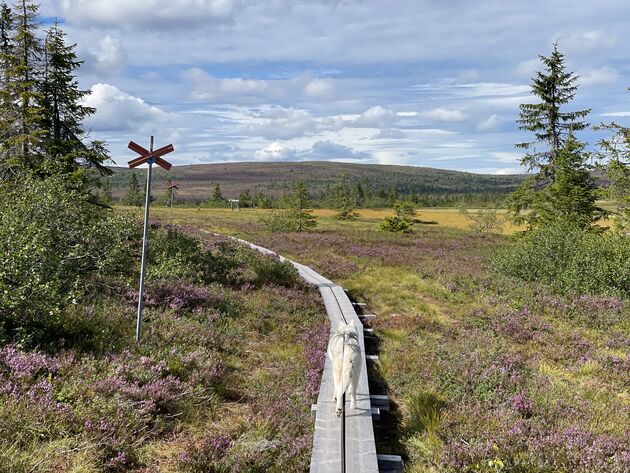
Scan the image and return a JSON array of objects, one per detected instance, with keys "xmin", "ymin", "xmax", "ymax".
[
  {"xmin": 127, "ymin": 136, "xmax": 174, "ymax": 342},
  {"xmin": 136, "ymin": 136, "xmax": 154, "ymax": 342}
]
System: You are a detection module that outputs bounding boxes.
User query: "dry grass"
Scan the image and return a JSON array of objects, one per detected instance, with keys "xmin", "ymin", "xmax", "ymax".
[{"xmin": 141, "ymin": 206, "xmax": 525, "ymax": 234}]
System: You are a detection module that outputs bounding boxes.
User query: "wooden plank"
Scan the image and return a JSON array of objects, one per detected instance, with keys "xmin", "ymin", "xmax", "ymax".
[{"xmin": 219, "ymin": 234, "xmax": 379, "ymax": 473}]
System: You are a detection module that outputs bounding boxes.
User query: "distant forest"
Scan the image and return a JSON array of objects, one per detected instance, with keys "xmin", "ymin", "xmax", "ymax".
[{"xmin": 105, "ymin": 161, "xmax": 526, "ymax": 208}]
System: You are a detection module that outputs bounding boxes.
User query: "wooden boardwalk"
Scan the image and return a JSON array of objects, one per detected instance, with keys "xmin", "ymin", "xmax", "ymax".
[{"xmin": 229, "ymin": 237, "xmax": 379, "ymax": 473}]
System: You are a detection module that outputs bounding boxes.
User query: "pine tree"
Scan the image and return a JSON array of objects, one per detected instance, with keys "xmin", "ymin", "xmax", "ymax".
[
  {"xmin": 509, "ymin": 44, "xmax": 596, "ymax": 229},
  {"xmin": 40, "ymin": 21, "xmax": 108, "ymax": 176}
]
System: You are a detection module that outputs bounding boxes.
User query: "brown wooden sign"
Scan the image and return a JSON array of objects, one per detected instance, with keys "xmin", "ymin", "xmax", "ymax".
[{"xmin": 127, "ymin": 141, "xmax": 174, "ymax": 170}]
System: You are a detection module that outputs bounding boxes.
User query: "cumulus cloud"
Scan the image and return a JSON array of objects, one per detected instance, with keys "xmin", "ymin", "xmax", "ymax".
[
  {"xmin": 308, "ymin": 140, "xmax": 370, "ymax": 161},
  {"xmin": 579, "ymin": 66, "xmax": 618, "ymax": 86},
  {"xmin": 419, "ymin": 107, "xmax": 467, "ymax": 122},
  {"xmin": 255, "ymin": 142, "xmax": 298, "ymax": 162},
  {"xmin": 184, "ymin": 68, "xmax": 270, "ymax": 102},
  {"xmin": 254, "ymin": 140, "xmax": 370, "ymax": 162},
  {"xmin": 305, "ymin": 78, "xmax": 335, "ymax": 100},
  {"xmin": 352, "ymin": 106, "xmax": 397, "ymax": 128},
  {"xmin": 244, "ymin": 107, "xmax": 342, "ymax": 139},
  {"xmin": 81, "ymin": 83, "xmax": 170, "ymax": 132},
  {"xmin": 81, "ymin": 35, "xmax": 127, "ymax": 77},
  {"xmin": 476, "ymin": 114, "xmax": 502, "ymax": 132}
]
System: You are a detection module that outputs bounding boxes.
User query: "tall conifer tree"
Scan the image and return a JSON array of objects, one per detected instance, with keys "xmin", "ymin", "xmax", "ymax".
[
  {"xmin": 509, "ymin": 44, "xmax": 601, "ymax": 228},
  {"xmin": 41, "ymin": 21, "xmax": 108, "ymax": 176}
]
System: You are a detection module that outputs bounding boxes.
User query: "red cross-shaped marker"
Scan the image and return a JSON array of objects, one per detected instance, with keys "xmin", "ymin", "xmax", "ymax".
[{"xmin": 127, "ymin": 140, "xmax": 174, "ymax": 170}]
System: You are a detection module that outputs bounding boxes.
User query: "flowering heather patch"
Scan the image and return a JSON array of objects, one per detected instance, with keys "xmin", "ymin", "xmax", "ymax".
[
  {"xmin": 509, "ymin": 392, "xmax": 533, "ymax": 417},
  {"xmin": 0, "ymin": 222, "xmax": 328, "ymax": 472},
  {"xmin": 124, "ymin": 279, "xmax": 213, "ymax": 312},
  {"xmin": 0, "ymin": 344, "xmax": 58, "ymax": 380},
  {"xmin": 491, "ymin": 306, "xmax": 551, "ymax": 343},
  {"xmin": 302, "ymin": 320, "xmax": 329, "ymax": 400}
]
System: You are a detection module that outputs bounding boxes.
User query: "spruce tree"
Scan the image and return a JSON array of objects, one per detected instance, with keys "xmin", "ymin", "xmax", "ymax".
[
  {"xmin": 212, "ymin": 183, "xmax": 223, "ymax": 202},
  {"xmin": 509, "ymin": 44, "xmax": 598, "ymax": 229},
  {"xmin": 596, "ymin": 120, "xmax": 630, "ymax": 234},
  {"xmin": 0, "ymin": 0, "xmax": 43, "ymax": 176},
  {"xmin": 122, "ymin": 172, "xmax": 143, "ymax": 206},
  {"xmin": 286, "ymin": 178, "xmax": 317, "ymax": 231},
  {"xmin": 516, "ymin": 43, "xmax": 590, "ymax": 177},
  {"xmin": 40, "ymin": 21, "xmax": 108, "ymax": 176},
  {"xmin": 536, "ymin": 136, "xmax": 604, "ymax": 228},
  {"xmin": 331, "ymin": 174, "xmax": 358, "ymax": 220}
]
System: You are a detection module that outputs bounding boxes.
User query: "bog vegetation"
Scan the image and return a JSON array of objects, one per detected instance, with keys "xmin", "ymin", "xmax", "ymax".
[{"xmin": 0, "ymin": 2, "xmax": 629, "ymax": 472}]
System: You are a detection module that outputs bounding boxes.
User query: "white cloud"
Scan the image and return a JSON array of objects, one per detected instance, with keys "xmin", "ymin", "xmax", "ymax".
[
  {"xmin": 600, "ymin": 111, "xmax": 630, "ymax": 117},
  {"xmin": 59, "ymin": 0, "xmax": 238, "ymax": 29},
  {"xmin": 352, "ymin": 105, "xmax": 397, "ymax": 128},
  {"xmin": 579, "ymin": 66, "xmax": 618, "ymax": 86},
  {"xmin": 419, "ymin": 107, "xmax": 467, "ymax": 122},
  {"xmin": 476, "ymin": 114, "xmax": 501, "ymax": 132},
  {"xmin": 490, "ymin": 151, "xmax": 522, "ymax": 164},
  {"xmin": 305, "ymin": 78, "xmax": 335, "ymax": 100},
  {"xmin": 308, "ymin": 140, "xmax": 370, "ymax": 161},
  {"xmin": 244, "ymin": 107, "xmax": 342, "ymax": 139},
  {"xmin": 254, "ymin": 140, "xmax": 370, "ymax": 162},
  {"xmin": 82, "ymin": 35, "xmax": 127, "ymax": 77},
  {"xmin": 255, "ymin": 142, "xmax": 298, "ymax": 162},
  {"xmin": 516, "ymin": 58, "xmax": 539, "ymax": 77},
  {"xmin": 559, "ymin": 30, "xmax": 617, "ymax": 54},
  {"xmin": 184, "ymin": 68, "xmax": 270, "ymax": 102},
  {"xmin": 81, "ymin": 83, "xmax": 170, "ymax": 132},
  {"xmin": 373, "ymin": 128, "xmax": 406, "ymax": 139}
]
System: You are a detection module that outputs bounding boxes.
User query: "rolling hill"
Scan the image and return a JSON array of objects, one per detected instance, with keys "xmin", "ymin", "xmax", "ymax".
[{"xmin": 105, "ymin": 161, "xmax": 526, "ymax": 202}]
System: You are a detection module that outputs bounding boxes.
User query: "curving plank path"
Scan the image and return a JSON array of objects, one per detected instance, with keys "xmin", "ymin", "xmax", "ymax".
[{"xmin": 224, "ymin": 235, "xmax": 379, "ymax": 473}]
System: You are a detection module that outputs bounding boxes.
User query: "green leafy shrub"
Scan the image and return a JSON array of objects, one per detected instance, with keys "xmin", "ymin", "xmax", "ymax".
[
  {"xmin": 460, "ymin": 207, "xmax": 505, "ymax": 233},
  {"xmin": 494, "ymin": 222, "xmax": 630, "ymax": 297},
  {"xmin": 0, "ymin": 176, "xmax": 138, "ymax": 346}
]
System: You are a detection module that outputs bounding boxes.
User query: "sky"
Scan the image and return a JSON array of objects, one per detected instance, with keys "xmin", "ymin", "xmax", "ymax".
[{"xmin": 36, "ymin": 0, "xmax": 630, "ymax": 174}]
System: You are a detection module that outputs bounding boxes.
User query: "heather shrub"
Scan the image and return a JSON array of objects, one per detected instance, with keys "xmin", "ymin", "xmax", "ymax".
[
  {"xmin": 494, "ymin": 222, "xmax": 630, "ymax": 297},
  {"xmin": 248, "ymin": 254, "xmax": 299, "ymax": 287}
]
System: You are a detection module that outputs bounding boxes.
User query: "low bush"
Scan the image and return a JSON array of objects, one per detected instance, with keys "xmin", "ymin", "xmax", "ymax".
[
  {"xmin": 494, "ymin": 222, "xmax": 630, "ymax": 297},
  {"xmin": 0, "ymin": 176, "xmax": 139, "ymax": 346}
]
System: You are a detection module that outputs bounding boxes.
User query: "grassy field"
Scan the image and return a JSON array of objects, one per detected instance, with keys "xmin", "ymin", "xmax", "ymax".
[
  {"xmin": 143, "ymin": 206, "xmax": 524, "ymax": 234},
  {"xmin": 149, "ymin": 206, "xmax": 630, "ymax": 473}
]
